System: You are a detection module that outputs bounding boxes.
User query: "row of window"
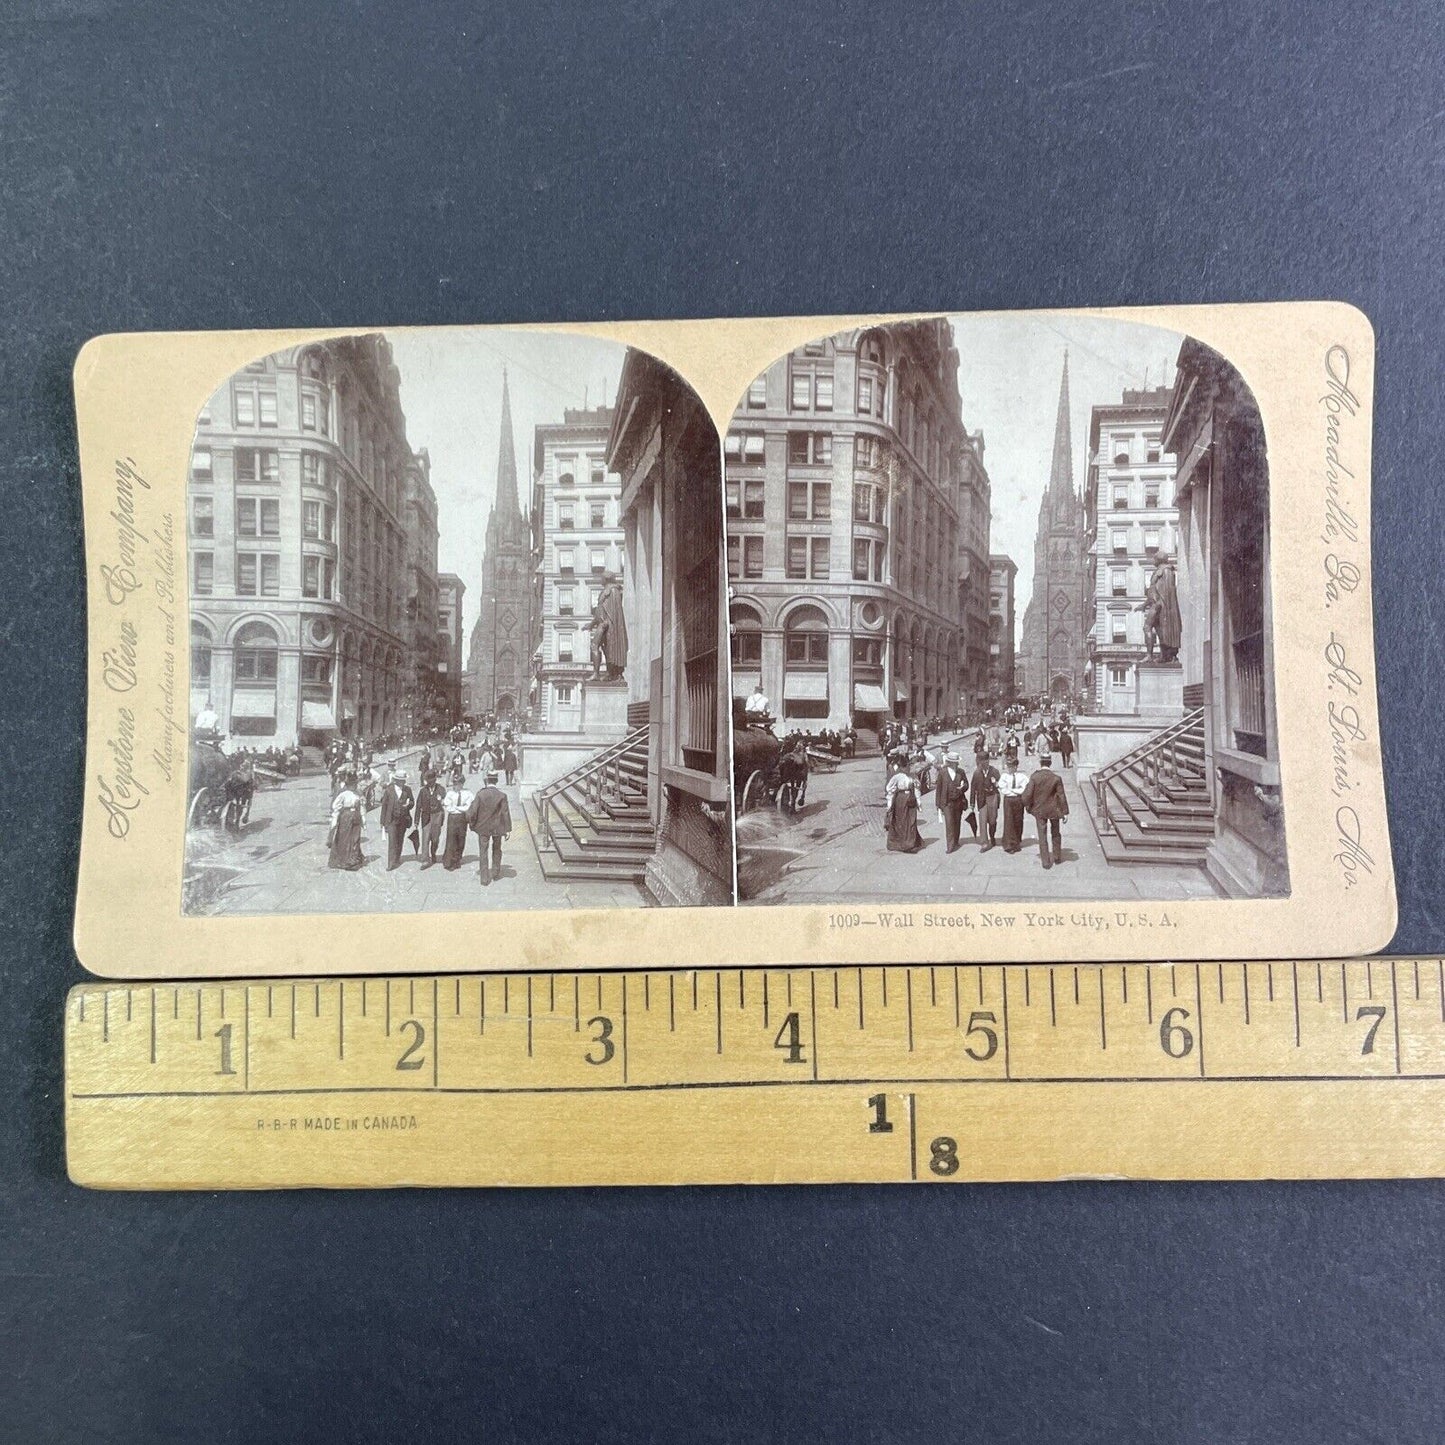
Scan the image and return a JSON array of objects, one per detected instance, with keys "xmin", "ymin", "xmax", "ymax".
[
  {"xmin": 191, "ymin": 496, "xmax": 339, "ymax": 542},
  {"xmin": 192, "ymin": 552, "xmax": 337, "ymax": 600},
  {"xmin": 728, "ymin": 634, "xmax": 925, "ymax": 670},
  {"xmin": 724, "ymin": 476, "xmax": 894, "ymax": 526},
  {"xmin": 192, "ymin": 649, "xmax": 334, "ymax": 687},
  {"xmin": 228, "ymin": 382, "xmax": 332, "ymax": 434},
  {"xmin": 1102, "ymin": 563, "xmax": 1164, "ymax": 596},
  {"xmin": 740, "ymin": 368, "xmax": 889, "ymax": 420},
  {"xmin": 725, "ymin": 530, "xmax": 888, "ymax": 583},
  {"xmin": 723, "ymin": 430, "xmax": 866, "ymax": 467},
  {"xmin": 727, "ymin": 536, "xmax": 834, "ymax": 581},
  {"xmin": 553, "ymin": 585, "xmax": 604, "ymax": 616},
  {"xmin": 1107, "ymin": 480, "xmax": 1168, "ymax": 509},
  {"xmin": 555, "ymin": 547, "xmax": 615, "ymax": 576},
  {"xmin": 1105, "ymin": 526, "xmax": 1166, "ymax": 553},
  {"xmin": 555, "ymin": 500, "xmax": 612, "ymax": 529},
  {"xmin": 554, "ymin": 458, "xmax": 608, "ymax": 488}
]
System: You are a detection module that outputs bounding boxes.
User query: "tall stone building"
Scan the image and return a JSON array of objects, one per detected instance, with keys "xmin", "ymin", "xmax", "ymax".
[
  {"xmin": 725, "ymin": 319, "xmax": 990, "ymax": 731},
  {"xmin": 1082, "ymin": 384, "xmax": 1178, "ymax": 713},
  {"xmin": 531, "ymin": 403, "xmax": 620, "ymax": 732},
  {"xmin": 467, "ymin": 371, "xmax": 534, "ymax": 720},
  {"xmin": 987, "ymin": 554, "xmax": 1017, "ymax": 704},
  {"xmin": 436, "ymin": 572, "xmax": 466, "ymax": 723},
  {"xmin": 401, "ymin": 447, "xmax": 442, "ymax": 733},
  {"xmin": 1018, "ymin": 354, "xmax": 1089, "ymax": 705},
  {"xmin": 188, "ymin": 334, "xmax": 415, "ymax": 747}
]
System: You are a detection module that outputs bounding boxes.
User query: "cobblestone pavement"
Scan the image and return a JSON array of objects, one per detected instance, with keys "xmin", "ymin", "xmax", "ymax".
[
  {"xmin": 187, "ymin": 754, "xmax": 648, "ymax": 916},
  {"xmin": 736, "ymin": 745, "xmax": 1221, "ymax": 905}
]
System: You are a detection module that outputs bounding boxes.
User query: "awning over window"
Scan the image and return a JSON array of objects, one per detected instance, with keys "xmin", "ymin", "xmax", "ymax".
[
  {"xmin": 784, "ymin": 673, "xmax": 829, "ymax": 701},
  {"xmin": 854, "ymin": 683, "xmax": 890, "ymax": 712},
  {"xmin": 301, "ymin": 701, "xmax": 337, "ymax": 729},
  {"xmin": 894, "ymin": 683, "xmax": 908, "ymax": 703},
  {"xmin": 731, "ymin": 672, "xmax": 761, "ymax": 699},
  {"xmin": 230, "ymin": 689, "xmax": 276, "ymax": 719}
]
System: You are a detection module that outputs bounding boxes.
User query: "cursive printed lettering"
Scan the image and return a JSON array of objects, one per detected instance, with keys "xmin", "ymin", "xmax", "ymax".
[
  {"xmin": 1333, "ymin": 806, "xmax": 1374, "ymax": 888},
  {"xmin": 1320, "ymin": 345, "xmax": 1362, "ymax": 605},
  {"xmin": 95, "ymin": 706, "xmax": 149, "ymax": 839},
  {"xmin": 1324, "ymin": 632, "xmax": 1362, "ymax": 699},
  {"xmin": 102, "ymin": 619, "xmax": 140, "ymax": 693},
  {"xmin": 1324, "ymin": 552, "xmax": 1361, "ymax": 605},
  {"xmin": 1327, "ymin": 700, "xmax": 1366, "ymax": 799}
]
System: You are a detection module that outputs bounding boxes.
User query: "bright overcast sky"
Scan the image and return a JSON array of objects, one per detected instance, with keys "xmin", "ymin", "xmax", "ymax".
[
  {"xmin": 949, "ymin": 312, "xmax": 1185, "ymax": 642},
  {"xmin": 385, "ymin": 327, "xmax": 630, "ymax": 642}
]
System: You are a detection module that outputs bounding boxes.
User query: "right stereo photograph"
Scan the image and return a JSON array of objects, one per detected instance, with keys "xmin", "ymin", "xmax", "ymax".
[{"xmin": 726, "ymin": 314, "xmax": 1287, "ymax": 907}]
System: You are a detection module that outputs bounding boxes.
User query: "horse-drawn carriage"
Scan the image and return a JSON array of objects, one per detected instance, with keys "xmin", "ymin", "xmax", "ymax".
[
  {"xmin": 732, "ymin": 709, "xmax": 810, "ymax": 815},
  {"xmin": 187, "ymin": 737, "xmax": 255, "ymax": 832}
]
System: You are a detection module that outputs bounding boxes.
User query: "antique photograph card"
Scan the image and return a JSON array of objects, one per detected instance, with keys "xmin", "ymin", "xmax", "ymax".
[{"xmin": 73, "ymin": 305, "xmax": 1393, "ymax": 975}]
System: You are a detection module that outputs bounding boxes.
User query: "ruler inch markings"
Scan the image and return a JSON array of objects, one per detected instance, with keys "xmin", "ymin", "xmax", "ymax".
[{"xmin": 67, "ymin": 960, "xmax": 1445, "ymax": 1189}]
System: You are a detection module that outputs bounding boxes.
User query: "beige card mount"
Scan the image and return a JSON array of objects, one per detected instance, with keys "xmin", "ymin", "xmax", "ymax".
[{"xmin": 73, "ymin": 305, "xmax": 1393, "ymax": 976}]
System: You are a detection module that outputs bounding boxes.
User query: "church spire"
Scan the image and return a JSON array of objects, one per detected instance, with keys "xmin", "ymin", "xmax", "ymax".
[
  {"xmin": 494, "ymin": 367, "xmax": 520, "ymax": 520},
  {"xmin": 1049, "ymin": 350, "xmax": 1073, "ymax": 504}
]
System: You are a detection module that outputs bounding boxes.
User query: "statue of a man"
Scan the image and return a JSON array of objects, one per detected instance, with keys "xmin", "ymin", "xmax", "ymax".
[
  {"xmin": 585, "ymin": 573, "xmax": 629, "ymax": 681},
  {"xmin": 1146, "ymin": 555, "xmax": 1183, "ymax": 663}
]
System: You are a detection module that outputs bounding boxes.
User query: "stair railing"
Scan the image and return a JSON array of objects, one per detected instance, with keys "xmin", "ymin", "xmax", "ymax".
[
  {"xmin": 535, "ymin": 726, "xmax": 649, "ymax": 852},
  {"xmin": 1092, "ymin": 709, "xmax": 1205, "ymax": 836}
]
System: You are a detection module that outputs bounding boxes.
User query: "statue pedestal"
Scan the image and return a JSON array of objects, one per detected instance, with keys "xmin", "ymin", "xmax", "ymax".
[
  {"xmin": 582, "ymin": 678, "xmax": 630, "ymax": 738},
  {"xmin": 1136, "ymin": 661, "xmax": 1184, "ymax": 718}
]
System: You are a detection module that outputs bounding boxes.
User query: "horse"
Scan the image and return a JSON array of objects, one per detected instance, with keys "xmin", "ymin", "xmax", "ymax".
[
  {"xmin": 777, "ymin": 741, "xmax": 810, "ymax": 814},
  {"xmin": 222, "ymin": 757, "xmax": 254, "ymax": 832}
]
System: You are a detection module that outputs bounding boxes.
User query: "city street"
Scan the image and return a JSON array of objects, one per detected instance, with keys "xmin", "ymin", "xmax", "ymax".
[
  {"xmin": 736, "ymin": 744, "xmax": 1221, "ymax": 905},
  {"xmin": 186, "ymin": 755, "xmax": 648, "ymax": 916}
]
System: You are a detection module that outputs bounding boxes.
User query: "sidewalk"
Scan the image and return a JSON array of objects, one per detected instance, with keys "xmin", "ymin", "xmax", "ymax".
[
  {"xmin": 737, "ymin": 752, "xmax": 1220, "ymax": 905},
  {"xmin": 188, "ymin": 767, "xmax": 648, "ymax": 916}
]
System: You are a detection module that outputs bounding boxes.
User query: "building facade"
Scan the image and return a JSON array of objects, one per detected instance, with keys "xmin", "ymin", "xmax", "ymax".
[
  {"xmin": 987, "ymin": 554, "xmax": 1017, "ymax": 705},
  {"xmin": 1165, "ymin": 337, "xmax": 1287, "ymax": 896},
  {"xmin": 1082, "ymin": 385, "xmax": 1179, "ymax": 713},
  {"xmin": 436, "ymin": 572, "xmax": 466, "ymax": 723},
  {"xmin": 467, "ymin": 371, "xmax": 534, "ymax": 720},
  {"xmin": 401, "ymin": 448, "xmax": 443, "ymax": 734},
  {"xmin": 609, "ymin": 349, "xmax": 733, "ymax": 905},
  {"xmin": 531, "ymin": 405, "xmax": 620, "ymax": 731},
  {"xmin": 188, "ymin": 334, "xmax": 415, "ymax": 746},
  {"xmin": 725, "ymin": 320, "xmax": 990, "ymax": 732},
  {"xmin": 1018, "ymin": 354, "xmax": 1090, "ymax": 705}
]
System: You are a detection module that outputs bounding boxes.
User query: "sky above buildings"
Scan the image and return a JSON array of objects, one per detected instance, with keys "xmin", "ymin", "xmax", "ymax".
[
  {"xmin": 385, "ymin": 316, "xmax": 1185, "ymax": 650},
  {"xmin": 386, "ymin": 327, "xmax": 628, "ymax": 642},
  {"xmin": 948, "ymin": 312, "xmax": 1185, "ymax": 642}
]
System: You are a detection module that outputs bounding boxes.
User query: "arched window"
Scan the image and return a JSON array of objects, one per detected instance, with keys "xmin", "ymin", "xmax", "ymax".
[
  {"xmin": 729, "ymin": 603, "xmax": 762, "ymax": 667},
  {"xmin": 233, "ymin": 622, "xmax": 279, "ymax": 684},
  {"xmin": 858, "ymin": 331, "xmax": 885, "ymax": 366},
  {"xmin": 785, "ymin": 605, "xmax": 829, "ymax": 668},
  {"xmin": 190, "ymin": 621, "xmax": 212, "ymax": 689}
]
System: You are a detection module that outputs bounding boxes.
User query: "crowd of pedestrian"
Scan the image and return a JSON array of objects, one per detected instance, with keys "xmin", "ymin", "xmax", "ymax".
[{"xmin": 881, "ymin": 705, "xmax": 1079, "ymax": 871}]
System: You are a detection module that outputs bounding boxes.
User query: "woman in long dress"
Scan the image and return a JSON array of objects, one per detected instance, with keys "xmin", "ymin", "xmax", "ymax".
[
  {"xmin": 884, "ymin": 761, "xmax": 924, "ymax": 853},
  {"xmin": 328, "ymin": 779, "xmax": 366, "ymax": 871}
]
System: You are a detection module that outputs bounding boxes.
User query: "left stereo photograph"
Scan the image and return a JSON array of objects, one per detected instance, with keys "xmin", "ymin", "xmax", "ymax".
[{"xmin": 83, "ymin": 328, "xmax": 735, "ymax": 951}]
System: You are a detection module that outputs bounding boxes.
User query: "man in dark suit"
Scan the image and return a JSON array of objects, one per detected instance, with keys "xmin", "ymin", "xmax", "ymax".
[
  {"xmin": 467, "ymin": 771, "xmax": 512, "ymax": 885},
  {"xmin": 934, "ymin": 750, "xmax": 971, "ymax": 855},
  {"xmin": 413, "ymin": 773, "xmax": 446, "ymax": 868},
  {"xmin": 379, "ymin": 766, "xmax": 415, "ymax": 871},
  {"xmin": 1020, "ymin": 752, "xmax": 1069, "ymax": 869},
  {"xmin": 970, "ymin": 751, "xmax": 1001, "ymax": 852}
]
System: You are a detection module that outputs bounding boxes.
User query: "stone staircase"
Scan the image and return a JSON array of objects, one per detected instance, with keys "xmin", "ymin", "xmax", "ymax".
[
  {"xmin": 1085, "ymin": 708, "xmax": 1216, "ymax": 867},
  {"xmin": 523, "ymin": 725, "xmax": 657, "ymax": 883}
]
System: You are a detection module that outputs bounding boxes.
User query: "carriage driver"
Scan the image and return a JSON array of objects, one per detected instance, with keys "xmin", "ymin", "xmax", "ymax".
[{"xmin": 744, "ymin": 685, "xmax": 771, "ymax": 722}]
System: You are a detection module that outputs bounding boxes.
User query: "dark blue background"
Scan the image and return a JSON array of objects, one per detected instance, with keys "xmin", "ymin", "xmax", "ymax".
[{"xmin": 4, "ymin": 3, "xmax": 1443, "ymax": 1440}]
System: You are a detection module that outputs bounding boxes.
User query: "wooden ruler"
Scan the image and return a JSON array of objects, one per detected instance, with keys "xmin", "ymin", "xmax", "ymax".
[{"xmin": 65, "ymin": 959, "xmax": 1445, "ymax": 1188}]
